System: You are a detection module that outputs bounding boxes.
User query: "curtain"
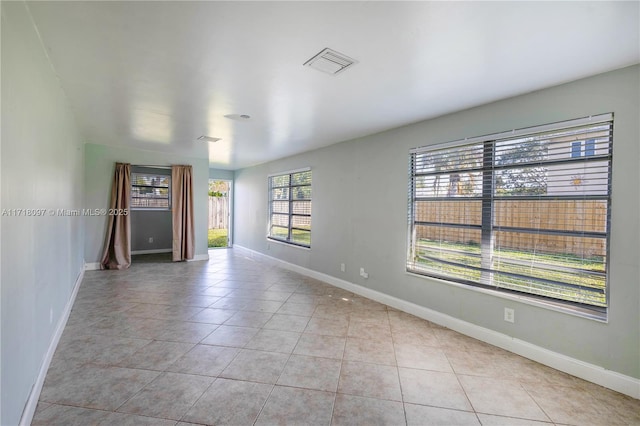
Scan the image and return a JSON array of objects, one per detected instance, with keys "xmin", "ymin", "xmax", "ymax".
[
  {"xmin": 100, "ymin": 163, "xmax": 131, "ymax": 270},
  {"xmin": 172, "ymin": 165, "xmax": 195, "ymax": 261}
]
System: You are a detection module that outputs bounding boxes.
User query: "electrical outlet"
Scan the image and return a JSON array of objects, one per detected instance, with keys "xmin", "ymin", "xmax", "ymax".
[
  {"xmin": 340, "ymin": 263, "xmax": 346, "ymax": 272},
  {"xmin": 359, "ymin": 267, "xmax": 369, "ymax": 279},
  {"xmin": 504, "ymin": 307, "xmax": 515, "ymax": 323},
  {"xmin": 148, "ymin": 237, "xmax": 153, "ymax": 243}
]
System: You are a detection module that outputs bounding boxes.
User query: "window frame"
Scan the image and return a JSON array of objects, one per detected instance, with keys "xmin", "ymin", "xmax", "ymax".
[
  {"xmin": 131, "ymin": 169, "xmax": 171, "ymax": 211},
  {"xmin": 267, "ymin": 168, "xmax": 312, "ymax": 248},
  {"xmin": 407, "ymin": 113, "xmax": 613, "ymax": 320}
]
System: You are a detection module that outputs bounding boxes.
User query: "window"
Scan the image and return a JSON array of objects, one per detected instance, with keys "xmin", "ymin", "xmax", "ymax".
[
  {"xmin": 407, "ymin": 114, "xmax": 613, "ymax": 318},
  {"xmin": 571, "ymin": 139, "xmax": 597, "ymax": 158},
  {"xmin": 131, "ymin": 171, "xmax": 171, "ymax": 209},
  {"xmin": 268, "ymin": 169, "xmax": 311, "ymax": 247},
  {"xmin": 571, "ymin": 141, "xmax": 582, "ymax": 158}
]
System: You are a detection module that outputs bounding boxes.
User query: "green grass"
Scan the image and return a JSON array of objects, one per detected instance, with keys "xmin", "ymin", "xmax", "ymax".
[
  {"xmin": 208, "ymin": 228, "xmax": 228, "ymax": 248},
  {"xmin": 414, "ymin": 239, "xmax": 607, "ymax": 306},
  {"xmin": 270, "ymin": 228, "xmax": 311, "ymax": 246}
]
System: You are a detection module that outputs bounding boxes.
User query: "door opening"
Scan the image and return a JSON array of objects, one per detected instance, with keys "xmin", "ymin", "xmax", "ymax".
[{"xmin": 208, "ymin": 179, "xmax": 231, "ymax": 248}]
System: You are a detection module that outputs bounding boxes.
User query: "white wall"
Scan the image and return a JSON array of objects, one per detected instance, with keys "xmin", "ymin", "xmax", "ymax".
[
  {"xmin": 84, "ymin": 143, "xmax": 209, "ymax": 263},
  {"xmin": 234, "ymin": 65, "xmax": 640, "ymax": 381},
  {"xmin": 1, "ymin": 2, "xmax": 85, "ymax": 424}
]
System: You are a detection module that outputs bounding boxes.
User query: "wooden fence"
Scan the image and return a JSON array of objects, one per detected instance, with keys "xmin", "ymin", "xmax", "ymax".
[
  {"xmin": 208, "ymin": 196, "xmax": 229, "ymax": 229},
  {"xmin": 415, "ymin": 200, "xmax": 607, "ymax": 257}
]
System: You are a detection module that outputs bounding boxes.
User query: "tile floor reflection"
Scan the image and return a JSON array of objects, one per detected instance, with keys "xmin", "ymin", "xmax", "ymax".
[{"xmin": 34, "ymin": 249, "xmax": 639, "ymax": 425}]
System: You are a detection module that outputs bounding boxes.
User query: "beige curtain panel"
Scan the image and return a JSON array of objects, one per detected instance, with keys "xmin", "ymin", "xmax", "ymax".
[
  {"xmin": 172, "ymin": 165, "xmax": 195, "ymax": 261},
  {"xmin": 100, "ymin": 162, "xmax": 131, "ymax": 270}
]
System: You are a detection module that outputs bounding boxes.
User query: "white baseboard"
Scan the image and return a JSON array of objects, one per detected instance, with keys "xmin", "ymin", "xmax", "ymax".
[
  {"xmin": 19, "ymin": 267, "xmax": 85, "ymax": 426},
  {"xmin": 131, "ymin": 249, "xmax": 172, "ymax": 255},
  {"xmin": 85, "ymin": 252, "xmax": 208, "ymax": 269},
  {"xmin": 188, "ymin": 254, "xmax": 209, "ymax": 262},
  {"xmin": 234, "ymin": 245, "xmax": 640, "ymax": 399},
  {"xmin": 84, "ymin": 262, "xmax": 100, "ymax": 271}
]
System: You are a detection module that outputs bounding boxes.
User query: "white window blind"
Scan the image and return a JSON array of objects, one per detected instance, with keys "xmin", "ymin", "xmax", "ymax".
[
  {"xmin": 131, "ymin": 172, "xmax": 171, "ymax": 209},
  {"xmin": 268, "ymin": 169, "xmax": 312, "ymax": 247},
  {"xmin": 407, "ymin": 114, "xmax": 613, "ymax": 317}
]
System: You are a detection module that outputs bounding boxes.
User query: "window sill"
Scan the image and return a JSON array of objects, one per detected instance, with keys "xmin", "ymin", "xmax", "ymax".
[
  {"xmin": 405, "ymin": 271, "xmax": 608, "ymax": 323},
  {"xmin": 267, "ymin": 237, "xmax": 311, "ymax": 251}
]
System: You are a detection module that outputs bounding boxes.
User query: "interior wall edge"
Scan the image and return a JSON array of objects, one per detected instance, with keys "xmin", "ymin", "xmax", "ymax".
[{"xmin": 17, "ymin": 267, "xmax": 85, "ymax": 426}]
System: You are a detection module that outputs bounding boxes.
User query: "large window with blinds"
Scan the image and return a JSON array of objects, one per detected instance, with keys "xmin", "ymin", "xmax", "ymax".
[
  {"xmin": 268, "ymin": 169, "xmax": 312, "ymax": 247},
  {"xmin": 407, "ymin": 114, "xmax": 613, "ymax": 318}
]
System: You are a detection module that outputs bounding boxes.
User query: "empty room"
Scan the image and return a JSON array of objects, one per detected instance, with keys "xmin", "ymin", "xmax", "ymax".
[{"xmin": 1, "ymin": 1, "xmax": 639, "ymax": 425}]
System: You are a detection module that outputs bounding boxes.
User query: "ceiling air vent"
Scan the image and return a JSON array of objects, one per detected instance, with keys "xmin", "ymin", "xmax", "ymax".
[
  {"xmin": 303, "ymin": 48, "xmax": 358, "ymax": 75},
  {"xmin": 197, "ymin": 135, "xmax": 221, "ymax": 143}
]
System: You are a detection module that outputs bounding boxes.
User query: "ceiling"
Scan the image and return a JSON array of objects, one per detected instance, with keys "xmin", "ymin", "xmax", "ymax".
[{"xmin": 26, "ymin": 1, "xmax": 639, "ymax": 170}]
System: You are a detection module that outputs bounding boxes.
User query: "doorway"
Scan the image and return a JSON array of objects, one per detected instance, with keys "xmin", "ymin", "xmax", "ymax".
[{"xmin": 208, "ymin": 179, "xmax": 231, "ymax": 248}]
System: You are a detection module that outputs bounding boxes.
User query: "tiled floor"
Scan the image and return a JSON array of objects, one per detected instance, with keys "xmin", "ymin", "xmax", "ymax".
[{"xmin": 34, "ymin": 249, "xmax": 639, "ymax": 425}]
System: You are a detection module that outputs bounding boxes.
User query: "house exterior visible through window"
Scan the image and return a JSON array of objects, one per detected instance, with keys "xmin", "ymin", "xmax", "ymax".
[
  {"xmin": 131, "ymin": 170, "xmax": 171, "ymax": 209},
  {"xmin": 268, "ymin": 169, "xmax": 311, "ymax": 247},
  {"xmin": 407, "ymin": 114, "xmax": 613, "ymax": 319}
]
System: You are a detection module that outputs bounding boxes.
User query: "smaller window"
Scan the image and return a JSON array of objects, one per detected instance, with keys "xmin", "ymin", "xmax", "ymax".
[
  {"xmin": 131, "ymin": 172, "xmax": 171, "ymax": 209},
  {"xmin": 268, "ymin": 169, "xmax": 311, "ymax": 247},
  {"xmin": 585, "ymin": 138, "xmax": 596, "ymax": 157},
  {"xmin": 571, "ymin": 141, "xmax": 582, "ymax": 158}
]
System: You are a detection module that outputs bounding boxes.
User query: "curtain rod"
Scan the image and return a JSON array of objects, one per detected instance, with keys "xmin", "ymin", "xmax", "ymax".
[{"xmin": 132, "ymin": 164, "xmax": 172, "ymax": 169}]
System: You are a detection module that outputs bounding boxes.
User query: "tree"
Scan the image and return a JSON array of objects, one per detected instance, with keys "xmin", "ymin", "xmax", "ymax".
[
  {"xmin": 495, "ymin": 139, "xmax": 547, "ymax": 196},
  {"xmin": 208, "ymin": 180, "xmax": 229, "ymax": 197}
]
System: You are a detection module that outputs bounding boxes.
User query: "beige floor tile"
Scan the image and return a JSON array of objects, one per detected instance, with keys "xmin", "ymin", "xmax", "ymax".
[
  {"xmin": 347, "ymin": 319, "xmax": 392, "ymax": 340},
  {"xmin": 244, "ymin": 328, "xmax": 301, "ymax": 353},
  {"xmin": 123, "ymin": 303, "xmax": 204, "ymax": 321},
  {"xmin": 187, "ymin": 307, "xmax": 236, "ymax": 324},
  {"xmin": 523, "ymin": 382, "xmax": 628, "ymax": 425},
  {"xmin": 344, "ymin": 336, "xmax": 396, "ymax": 365},
  {"xmin": 117, "ymin": 340, "xmax": 194, "ymax": 371},
  {"xmin": 587, "ymin": 385, "xmax": 640, "ymax": 425},
  {"xmin": 338, "ymin": 360, "xmax": 402, "ymax": 401},
  {"xmin": 277, "ymin": 301, "xmax": 317, "ymax": 316},
  {"xmin": 200, "ymin": 324, "xmax": 259, "ymax": 347},
  {"xmin": 154, "ymin": 320, "xmax": 219, "ymax": 343},
  {"xmin": 399, "ymin": 367, "xmax": 472, "ymax": 411},
  {"xmin": 312, "ymin": 303, "xmax": 352, "ymax": 321},
  {"xmin": 404, "ymin": 403, "xmax": 480, "ymax": 426},
  {"xmin": 181, "ymin": 378, "xmax": 272, "ymax": 425},
  {"xmin": 220, "ymin": 349, "xmax": 289, "ymax": 384},
  {"xmin": 31, "ymin": 404, "xmax": 110, "ymax": 426},
  {"xmin": 175, "ymin": 294, "xmax": 221, "ymax": 307},
  {"xmin": 166, "ymin": 344, "xmax": 239, "ymax": 376},
  {"xmin": 53, "ymin": 333, "xmax": 151, "ymax": 366},
  {"xmin": 263, "ymin": 313, "xmax": 310, "ymax": 332},
  {"xmin": 434, "ymin": 328, "xmax": 500, "ymax": 353},
  {"xmin": 294, "ymin": 333, "xmax": 346, "ymax": 359},
  {"xmin": 99, "ymin": 411, "xmax": 178, "ymax": 425},
  {"xmin": 394, "ymin": 342, "xmax": 453, "ymax": 372},
  {"xmin": 446, "ymin": 349, "xmax": 515, "ymax": 379},
  {"xmin": 117, "ymin": 372, "xmax": 213, "ymax": 420},
  {"xmin": 391, "ymin": 324, "xmax": 441, "ymax": 347},
  {"xmin": 209, "ymin": 297, "xmax": 249, "ymax": 310},
  {"xmin": 224, "ymin": 310, "xmax": 274, "ymax": 327},
  {"xmin": 476, "ymin": 413, "xmax": 554, "ymax": 425},
  {"xmin": 40, "ymin": 365, "xmax": 159, "ymax": 410},
  {"xmin": 458, "ymin": 375, "xmax": 551, "ymax": 421},
  {"xmin": 277, "ymin": 354, "xmax": 342, "ymax": 392},
  {"xmin": 255, "ymin": 386, "xmax": 335, "ymax": 426},
  {"xmin": 304, "ymin": 316, "xmax": 349, "ymax": 337},
  {"xmin": 240, "ymin": 299, "xmax": 284, "ymax": 313},
  {"xmin": 332, "ymin": 394, "xmax": 406, "ymax": 426}
]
